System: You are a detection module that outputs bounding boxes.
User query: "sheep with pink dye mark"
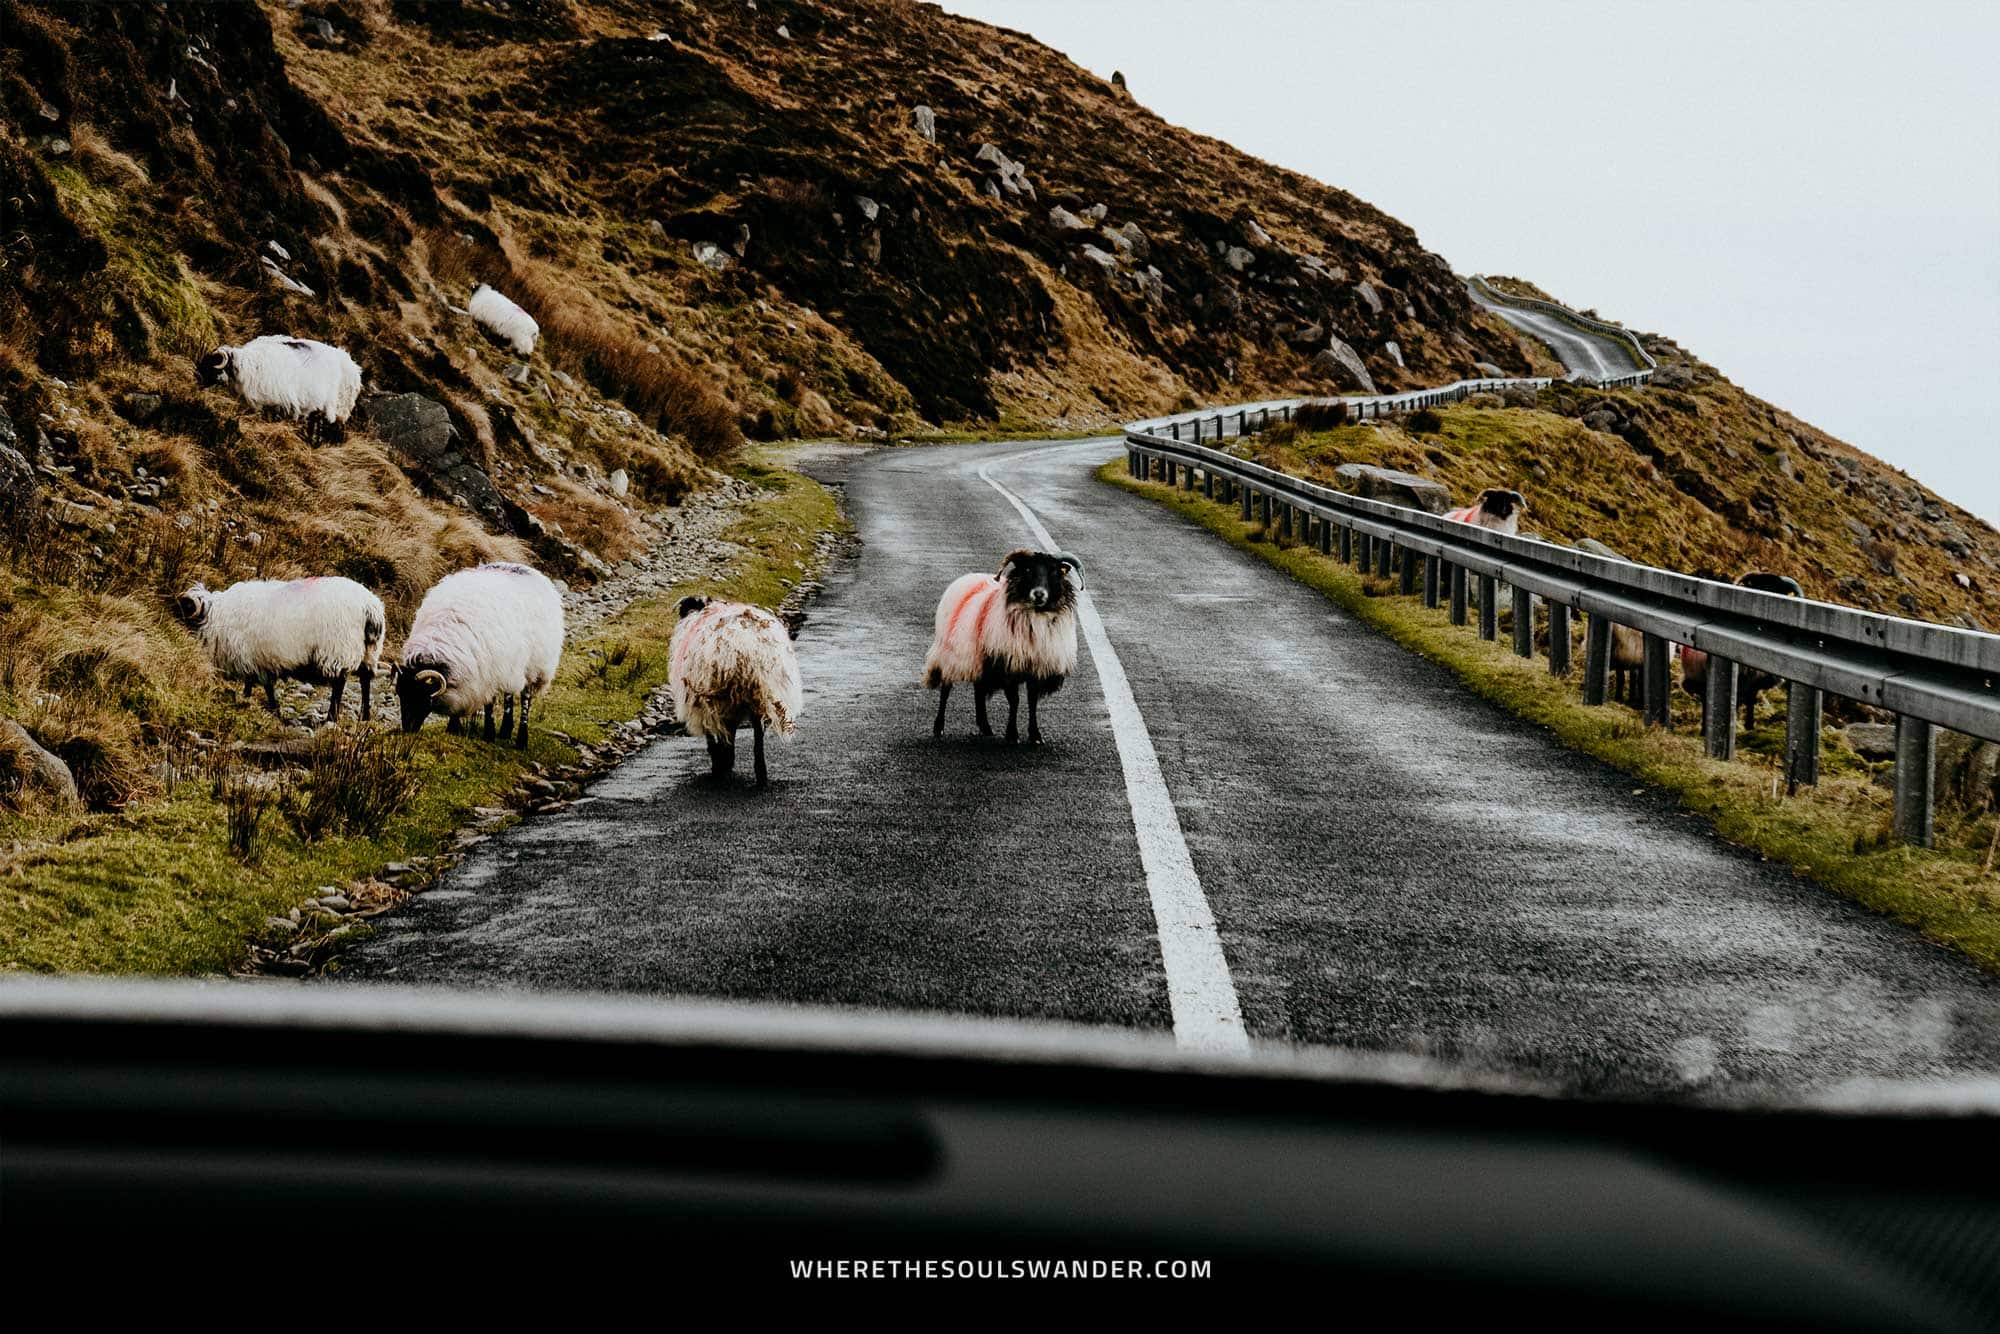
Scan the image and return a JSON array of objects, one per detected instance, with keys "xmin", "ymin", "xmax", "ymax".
[
  {"xmin": 1679, "ymin": 571, "xmax": 1804, "ymax": 729},
  {"xmin": 669, "ymin": 596, "xmax": 805, "ymax": 786},
  {"xmin": 923, "ymin": 548, "xmax": 1082, "ymax": 745},
  {"xmin": 1443, "ymin": 488, "xmax": 1527, "ymax": 536}
]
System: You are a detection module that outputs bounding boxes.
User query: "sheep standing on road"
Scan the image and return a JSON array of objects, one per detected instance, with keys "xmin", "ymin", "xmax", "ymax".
[
  {"xmin": 174, "ymin": 576, "xmax": 385, "ymax": 724},
  {"xmin": 195, "ymin": 336, "xmax": 362, "ymax": 444},
  {"xmin": 1680, "ymin": 572, "xmax": 1804, "ymax": 729},
  {"xmin": 924, "ymin": 549, "xmax": 1083, "ymax": 745},
  {"xmin": 669, "ymin": 597, "xmax": 806, "ymax": 786},
  {"xmin": 468, "ymin": 284, "xmax": 539, "ymax": 357},
  {"xmin": 1444, "ymin": 488, "xmax": 1527, "ymax": 536},
  {"xmin": 394, "ymin": 562, "xmax": 565, "ymax": 749}
]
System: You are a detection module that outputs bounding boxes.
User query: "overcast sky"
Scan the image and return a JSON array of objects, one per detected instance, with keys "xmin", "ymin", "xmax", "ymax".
[{"xmin": 942, "ymin": 0, "xmax": 2000, "ymax": 523}]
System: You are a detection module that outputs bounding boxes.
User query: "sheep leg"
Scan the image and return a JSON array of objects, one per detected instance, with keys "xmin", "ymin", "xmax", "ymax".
[
  {"xmin": 326, "ymin": 674, "xmax": 346, "ymax": 726},
  {"xmin": 752, "ymin": 715, "xmax": 768, "ymax": 787},
  {"xmin": 501, "ymin": 694, "xmax": 514, "ymax": 737},
  {"xmin": 1027, "ymin": 680, "xmax": 1043, "ymax": 745},
  {"xmin": 933, "ymin": 684, "xmax": 951, "ymax": 738},
  {"xmin": 974, "ymin": 688, "xmax": 993, "ymax": 737},
  {"xmin": 359, "ymin": 673, "xmax": 371, "ymax": 723},
  {"xmin": 242, "ymin": 680, "xmax": 256, "ymax": 701},
  {"xmin": 447, "ymin": 715, "xmax": 464, "ymax": 736},
  {"xmin": 515, "ymin": 689, "xmax": 532, "ymax": 750},
  {"xmin": 1003, "ymin": 682, "xmax": 1020, "ymax": 743},
  {"xmin": 483, "ymin": 701, "xmax": 497, "ymax": 742},
  {"xmin": 709, "ymin": 731, "xmax": 735, "ymax": 779},
  {"xmin": 262, "ymin": 679, "xmax": 280, "ymax": 713}
]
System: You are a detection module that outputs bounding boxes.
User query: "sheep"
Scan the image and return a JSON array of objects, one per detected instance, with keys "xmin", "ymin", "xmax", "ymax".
[
  {"xmin": 1443, "ymin": 488, "xmax": 1528, "ymax": 536},
  {"xmin": 1680, "ymin": 572, "xmax": 1804, "ymax": 730},
  {"xmin": 668, "ymin": 596, "xmax": 806, "ymax": 785},
  {"xmin": 174, "ymin": 576, "xmax": 385, "ymax": 724},
  {"xmin": 923, "ymin": 549, "xmax": 1082, "ymax": 745},
  {"xmin": 468, "ymin": 284, "xmax": 539, "ymax": 357},
  {"xmin": 194, "ymin": 335, "xmax": 362, "ymax": 445},
  {"xmin": 393, "ymin": 562, "xmax": 565, "ymax": 749}
]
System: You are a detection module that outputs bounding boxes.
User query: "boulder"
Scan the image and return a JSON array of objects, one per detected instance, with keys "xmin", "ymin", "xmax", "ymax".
[
  {"xmin": 1048, "ymin": 205, "xmax": 1092, "ymax": 231},
  {"xmin": 357, "ymin": 392, "xmax": 508, "ymax": 527},
  {"xmin": 1309, "ymin": 337, "xmax": 1376, "ymax": 393},
  {"xmin": 1382, "ymin": 340, "xmax": 1404, "ymax": 369},
  {"xmin": 1082, "ymin": 203, "xmax": 1108, "ymax": 222},
  {"xmin": 1332, "ymin": 463, "xmax": 1450, "ymax": 515},
  {"xmin": 731, "ymin": 222, "xmax": 752, "ymax": 256},
  {"xmin": 1844, "ymin": 723, "xmax": 1897, "ymax": 760},
  {"xmin": 609, "ymin": 468, "xmax": 629, "ymax": 498},
  {"xmin": 0, "ymin": 405, "xmax": 39, "ymax": 530},
  {"xmin": 1077, "ymin": 245, "xmax": 1120, "ymax": 277},
  {"xmin": 1102, "ymin": 221, "xmax": 1149, "ymax": 261},
  {"xmin": 692, "ymin": 241, "xmax": 733, "ymax": 271},
  {"xmin": 1223, "ymin": 245, "xmax": 1255, "ymax": 272},
  {"xmin": 854, "ymin": 195, "xmax": 880, "ymax": 223},
  {"xmin": 912, "ymin": 104, "xmax": 936, "ymax": 142},
  {"xmin": 1581, "ymin": 408, "xmax": 1621, "ymax": 434},
  {"xmin": 1574, "ymin": 538, "xmax": 1628, "ymax": 562},
  {"xmin": 1354, "ymin": 281, "xmax": 1382, "ymax": 315},
  {"xmin": 1474, "ymin": 361, "xmax": 1506, "ymax": 378},
  {"xmin": 0, "ymin": 719, "xmax": 81, "ymax": 812}
]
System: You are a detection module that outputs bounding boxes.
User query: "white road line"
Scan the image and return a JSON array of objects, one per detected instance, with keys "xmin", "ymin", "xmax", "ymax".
[{"xmin": 976, "ymin": 450, "xmax": 1250, "ymax": 1055}]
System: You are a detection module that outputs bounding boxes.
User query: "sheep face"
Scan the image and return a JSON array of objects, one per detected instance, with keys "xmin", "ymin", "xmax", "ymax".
[
  {"xmin": 1477, "ymin": 489, "xmax": 1527, "ymax": 523},
  {"xmin": 1740, "ymin": 571, "xmax": 1804, "ymax": 598},
  {"xmin": 393, "ymin": 660, "xmax": 451, "ymax": 733},
  {"xmin": 997, "ymin": 549, "xmax": 1082, "ymax": 615},
  {"xmin": 194, "ymin": 349, "xmax": 233, "ymax": 389},
  {"xmin": 172, "ymin": 584, "xmax": 212, "ymax": 630}
]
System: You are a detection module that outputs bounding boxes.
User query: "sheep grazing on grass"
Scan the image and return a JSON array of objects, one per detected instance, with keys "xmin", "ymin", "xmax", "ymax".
[
  {"xmin": 924, "ymin": 549, "xmax": 1082, "ymax": 745},
  {"xmin": 1444, "ymin": 488, "xmax": 1528, "ymax": 536},
  {"xmin": 394, "ymin": 562, "xmax": 565, "ymax": 749},
  {"xmin": 468, "ymin": 284, "xmax": 539, "ymax": 357},
  {"xmin": 669, "ymin": 596, "xmax": 806, "ymax": 786},
  {"xmin": 1680, "ymin": 572, "xmax": 1804, "ymax": 729},
  {"xmin": 174, "ymin": 576, "xmax": 385, "ymax": 724},
  {"xmin": 194, "ymin": 335, "xmax": 362, "ymax": 444}
]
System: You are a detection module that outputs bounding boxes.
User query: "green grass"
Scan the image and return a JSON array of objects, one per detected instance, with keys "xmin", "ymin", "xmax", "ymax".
[
  {"xmin": 0, "ymin": 465, "xmax": 847, "ymax": 975},
  {"xmin": 1103, "ymin": 461, "xmax": 2000, "ymax": 974}
]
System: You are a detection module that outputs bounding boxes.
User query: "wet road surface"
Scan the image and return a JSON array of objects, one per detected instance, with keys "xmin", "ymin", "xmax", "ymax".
[
  {"xmin": 1469, "ymin": 284, "xmax": 1641, "ymax": 379},
  {"xmin": 341, "ymin": 438, "xmax": 2000, "ymax": 1099}
]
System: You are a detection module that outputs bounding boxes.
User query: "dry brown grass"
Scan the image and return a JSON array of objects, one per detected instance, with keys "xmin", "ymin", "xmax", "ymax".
[{"xmin": 526, "ymin": 476, "xmax": 646, "ymax": 565}]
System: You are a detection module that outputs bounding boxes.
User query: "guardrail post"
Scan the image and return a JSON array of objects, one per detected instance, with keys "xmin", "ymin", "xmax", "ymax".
[
  {"xmin": 1203, "ymin": 470, "xmax": 1214, "ymax": 499},
  {"xmin": 1375, "ymin": 538, "xmax": 1392, "ymax": 577},
  {"xmin": 1240, "ymin": 485, "xmax": 1253, "ymax": 522},
  {"xmin": 1278, "ymin": 502, "xmax": 1293, "ymax": 540},
  {"xmin": 1400, "ymin": 546, "xmax": 1419, "ymax": 595},
  {"xmin": 1548, "ymin": 602, "xmax": 1571, "ymax": 675},
  {"xmin": 1423, "ymin": 555, "xmax": 1440, "ymax": 609},
  {"xmin": 1318, "ymin": 516, "xmax": 1332, "ymax": 555},
  {"xmin": 1641, "ymin": 633, "xmax": 1671, "ymax": 727},
  {"xmin": 1165, "ymin": 460, "xmax": 1177, "ymax": 487},
  {"xmin": 1892, "ymin": 716, "xmax": 1936, "ymax": 847},
  {"xmin": 1702, "ymin": 656, "xmax": 1739, "ymax": 760},
  {"xmin": 1583, "ymin": 613, "xmax": 1611, "ymax": 704},
  {"xmin": 1449, "ymin": 564, "xmax": 1468, "ymax": 625},
  {"xmin": 1170, "ymin": 421, "xmax": 1180, "ymax": 441},
  {"xmin": 1784, "ymin": 682, "xmax": 1821, "ymax": 792},
  {"xmin": 1337, "ymin": 524, "xmax": 1352, "ymax": 563},
  {"xmin": 1511, "ymin": 587, "xmax": 1533, "ymax": 657},
  {"xmin": 1478, "ymin": 575, "xmax": 1498, "ymax": 640}
]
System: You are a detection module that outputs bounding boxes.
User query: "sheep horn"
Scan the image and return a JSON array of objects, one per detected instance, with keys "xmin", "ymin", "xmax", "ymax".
[
  {"xmin": 1057, "ymin": 553, "xmax": 1084, "ymax": 587},
  {"xmin": 416, "ymin": 669, "xmax": 446, "ymax": 696}
]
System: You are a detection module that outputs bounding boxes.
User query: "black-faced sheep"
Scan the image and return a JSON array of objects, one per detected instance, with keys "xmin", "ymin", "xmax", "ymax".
[
  {"xmin": 194, "ymin": 335, "xmax": 361, "ymax": 445},
  {"xmin": 1444, "ymin": 488, "xmax": 1528, "ymax": 536},
  {"xmin": 174, "ymin": 576, "xmax": 385, "ymax": 724},
  {"xmin": 394, "ymin": 562, "xmax": 565, "ymax": 749},
  {"xmin": 1680, "ymin": 572, "xmax": 1804, "ymax": 728},
  {"xmin": 668, "ymin": 596, "xmax": 806, "ymax": 786},
  {"xmin": 923, "ymin": 549, "xmax": 1082, "ymax": 744}
]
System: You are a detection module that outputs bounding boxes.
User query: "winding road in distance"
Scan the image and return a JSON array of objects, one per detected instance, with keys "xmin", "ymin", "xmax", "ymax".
[
  {"xmin": 1468, "ymin": 281, "xmax": 1642, "ymax": 380},
  {"xmin": 340, "ymin": 435, "xmax": 2000, "ymax": 1101}
]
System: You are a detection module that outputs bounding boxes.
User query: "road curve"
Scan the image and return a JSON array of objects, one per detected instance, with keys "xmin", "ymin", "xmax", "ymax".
[
  {"xmin": 339, "ymin": 438, "xmax": 2000, "ymax": 1100},
  {"xmin": 1469, "ymin": 283, "xmax": 1640, "ymax": 379}
]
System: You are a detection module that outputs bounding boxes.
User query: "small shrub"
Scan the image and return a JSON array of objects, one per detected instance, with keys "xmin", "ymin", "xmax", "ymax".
[
  {"xmin": 282, "ymin": 726, "xmax": 421, "ymax": 844},
  {"xmin": 220, "ymin": 770, "xmax": 280, "ymax": 862},
  {"xmin": 1409, "ymin": 408, "xmax": 1444, "ymax": 434},
  {"xmin": 1294, "ymin": 400, "xmax": 1348, "ymax": 431}
]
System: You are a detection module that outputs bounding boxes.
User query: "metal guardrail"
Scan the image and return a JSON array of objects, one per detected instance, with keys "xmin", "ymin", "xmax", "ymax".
[
  {"xmin": 1467, "ymin": 276, "xmax": 1656, "ymax": 388},
  {"xmin": 1122, "ymin": 412, "xmax": 1991, "ymax": 847}
]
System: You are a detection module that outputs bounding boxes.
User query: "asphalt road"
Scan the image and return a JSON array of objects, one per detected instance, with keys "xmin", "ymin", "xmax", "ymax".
[
  {"xmin": 1468, "ymin": 284, "xmax": 1640, "ymax": 379},
  {"xmin": 342, "ymin": 438, "xmax": 2000, "ymax": 1099}
]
